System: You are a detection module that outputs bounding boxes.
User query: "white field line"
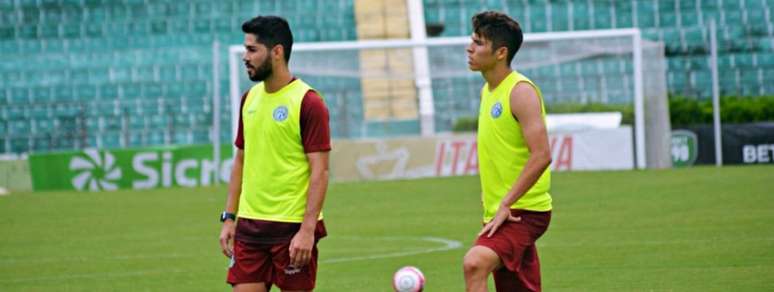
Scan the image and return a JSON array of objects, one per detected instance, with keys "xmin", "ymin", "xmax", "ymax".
[
  {"xmin": 0, "ymin": 236, "xmax": 462, "ymax": 283},
  {"xmin": 321, "ymin": 236, "xmax": 463, "ymax": 264},
  {"xmin": 0, "ymin": 269, "xmax": 186, "ymax": 284}
]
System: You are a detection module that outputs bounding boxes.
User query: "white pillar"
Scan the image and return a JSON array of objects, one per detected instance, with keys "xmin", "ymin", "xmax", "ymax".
[{"xmin": 407, "ymin": 0, "xmax": 435, "ymax": 136}]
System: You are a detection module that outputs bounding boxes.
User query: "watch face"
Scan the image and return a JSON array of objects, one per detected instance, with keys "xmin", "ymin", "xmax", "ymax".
[{"xmin": 220, "ymin": 212, "xmax": 235, "ymax": 222}]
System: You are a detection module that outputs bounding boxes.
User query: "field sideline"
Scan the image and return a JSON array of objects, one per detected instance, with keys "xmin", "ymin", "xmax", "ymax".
[{"xmin": 1, "ymin": 165, "xmax": 772, "ymax": 291}]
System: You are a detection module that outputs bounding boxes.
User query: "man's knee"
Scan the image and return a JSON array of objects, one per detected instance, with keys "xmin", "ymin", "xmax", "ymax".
[{"xmin": 463, "ymin": 246, "xmax": 500, "ymax": 275}]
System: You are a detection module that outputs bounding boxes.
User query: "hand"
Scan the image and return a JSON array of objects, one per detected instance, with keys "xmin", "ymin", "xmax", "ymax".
[
  {"xmin": 219, "ymin": 220, "xmax": 236, "ymax": 258},
  {"xmin": 478, "ymin": 205, "xmax": 521, "ymax": 238},
  {"xmin": 289, "ymin": 229, "xmax": 314, "ymax": 268}
]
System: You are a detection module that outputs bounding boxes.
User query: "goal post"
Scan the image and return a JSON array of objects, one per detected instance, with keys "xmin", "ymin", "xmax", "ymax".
[{"xmin": 225, "ymin": 29, "xmax": 670, "ymax": 169}]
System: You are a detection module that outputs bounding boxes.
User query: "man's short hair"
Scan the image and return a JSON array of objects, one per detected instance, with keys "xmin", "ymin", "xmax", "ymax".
[
  {"xmin": 472, "ymin": 11, "xmax": 523, "ymax": 65},
  {"xmin": 242, "ymin": 15, "xmax": 294, "ymax": 63}
]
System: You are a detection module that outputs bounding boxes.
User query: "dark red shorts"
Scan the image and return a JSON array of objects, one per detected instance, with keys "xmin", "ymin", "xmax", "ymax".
[
  {"xmin": 227, "ymin": 218, "xmax": 327, "ymax": 290},
  {"xmin": 475, "ymin": 209, "xmax": 551, "ymax": 292}
]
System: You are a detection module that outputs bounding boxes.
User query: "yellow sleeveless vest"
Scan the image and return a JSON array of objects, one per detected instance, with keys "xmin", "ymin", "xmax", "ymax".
[
  {"xmin": 239, "ymin": 79, "xmax": 322, "ymax": 223},
  {"xmin": 478, "ymin": 71, "xmax": 552, "ymax": 223}
]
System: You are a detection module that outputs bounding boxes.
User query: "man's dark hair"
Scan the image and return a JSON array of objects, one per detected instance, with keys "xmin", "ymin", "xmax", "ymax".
[
  {"xmin": 242, "ymin": 15, "xmax": 293, "ymax": 63},
  {"xmin": 472, "ymin": 11, "xmax": 523, "ymax": 65}
]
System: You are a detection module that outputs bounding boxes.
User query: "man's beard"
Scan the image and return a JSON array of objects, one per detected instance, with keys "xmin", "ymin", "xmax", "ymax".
[{"xmin": 247, "ymin": 57, "xmax": 273, "ymax": 82}]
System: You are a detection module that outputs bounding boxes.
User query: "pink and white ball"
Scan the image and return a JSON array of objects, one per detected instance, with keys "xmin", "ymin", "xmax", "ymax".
[{"xmin": 392, "ymin": 266, "xmax": 425, "ymax": 292}]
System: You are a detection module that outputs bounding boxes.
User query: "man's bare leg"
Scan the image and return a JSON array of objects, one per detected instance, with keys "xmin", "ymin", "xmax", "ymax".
[{"xmin": 463, "ymin": 245, "xmax": 502, "ymax": 292}]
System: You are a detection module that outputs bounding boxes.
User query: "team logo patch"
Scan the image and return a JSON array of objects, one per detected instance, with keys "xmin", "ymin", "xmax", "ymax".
[
  {"xmin": 490, "ymin": 102, "xmax": 503, "ymax": 118},
  {"xmin": 273, "ymin": 106, "xmax": 289, "ymax": 121}
]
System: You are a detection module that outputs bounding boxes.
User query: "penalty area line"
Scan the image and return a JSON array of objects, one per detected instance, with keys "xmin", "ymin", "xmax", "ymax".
[{"xmin": 321, "ymin": 236, "xmax": 463, "ymax": 264}]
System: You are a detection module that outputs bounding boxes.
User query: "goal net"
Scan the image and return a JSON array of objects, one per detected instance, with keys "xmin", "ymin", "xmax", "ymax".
[{"xmin": 226, "ymin": 29, "xmax": 670, "ymax": 169}]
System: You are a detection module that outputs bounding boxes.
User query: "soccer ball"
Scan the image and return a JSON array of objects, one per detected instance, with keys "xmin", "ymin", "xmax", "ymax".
[{"xmin": 392, "ymin": 266, "xmax": 425, "ymax": 292}]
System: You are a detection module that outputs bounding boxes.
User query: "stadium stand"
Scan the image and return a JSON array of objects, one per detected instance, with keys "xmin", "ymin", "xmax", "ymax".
[
  {"xmin": 0, "ymin": 0, "xmax": 357, "ymax": 153},
  {"xmin": 1, "ymin": 0, "xmax": 772, "ymax": 153}
]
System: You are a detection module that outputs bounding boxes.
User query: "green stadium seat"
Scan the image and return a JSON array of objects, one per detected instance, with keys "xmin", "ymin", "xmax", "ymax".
[
  {"xmin": 2, "ymin": 71, "xmax": 19, "ymax": 89},
  {"xmin": 689, "ymin": 55, "xmax": 709, "ymax": 70},
  {"xmin": 642, "ymin": 28, "xmax": 661, "ymax": 41},
  {"xmin": 682, "ymin": 26, "xmax": 706, "ymax": 52},
  {"xmin": 18, "ymin": 24, "xmax": 38, "ymax": 39},
  {"xmin": 97, "ymin": 84, "xmax": 118, "ymax": 99},
  {"xmin": 28, "ymin": 104, "xmax": 52, "ymax": 120},
  {"xmin": 29, "ymin": 135, "xmax": 56, "ymax": 153},
  {"xmin": 763, "ymin": 68, "xmax": 774, "ymax": 90},
  {"xmin": 0, "ymin": 26, "xmax": 14, "ymax": 41},
  {"xmin": 8, "ymin": 120, "xmax": 29, "ymax": 136},
  {"xmin": 667, "ymin": 57, "xmax": 686, "ymax": 71},
  {"xmin": 561, "ymin": 78, "xmax": 581, "ymax": 92},
  {"xmin": 143, "ymin": 83, "xmax": 163, "ymax": 98},
  {"xmin": 758, "ymin": 52, "xmax": 774, "ymax": 67},
  {"xmin": 9, "ymin": 137, "xmax": 29, "ymax": 153},
  {"xmin": 35, "ymin": 118, "xmax": 55, "ymax": 133},
  {"xmin": 147, "ymin": 130, "xmax": 166, "ymax": 145},
  {"xmin": 110, "ymin": 66, "xmax": 130, "ymax": 82},
  {"xmin": 616, "ymin": 12, "xmax": 634, "ymax": 28},
  {"xmin": 717, "ymin": 54, "xmax": 734, "ymax": 70},
  {"xmin": 739, "ymin": 68, "xmax": 760, "ymax": 84},
  {"xmin": 70, "ymin": 68, "xmax": 90, "ymax": 84},
  {"xmin": 661, "ymin": 28, "xmax": 681, "ymax": 46},
  {"xmin": 614, "ymin": 0, "xmax": 633, "ymax": 13},
  {"xmin": 559, "ymin": 63, "xmax": 577, "ymax": 76},
  {"xmin": 680, "ymin": 10, "xmax": 700, "ymax": 27},
  {"xmin": 52, "ymin": 86, "xmax": 74, "ymax": 102},
  {"xmin": 172, "ymin": 131, "xmax": 189, "ymax": 145},
  {"xmin": 739, "ymin": 85, "xmax": 760, "ymax": 97},
  {"xmin": 100, "ymin": 114, "xmax": 121, "ymax": 130},
  {"xmin": 0, "ymin": 40, "xmax": 17, "ymax": 55},
  {"xmin": 134, "ymin": 66, "xmax": 155, "ymax": 82},
  {"xmin": 735, "ymin": 53, "xmax": 755, "ymax": 68},
  {"xmin": 548, "ymin": 3, "xmax": 569, "ymax": 31},
  {"xmin": 121, "ymin": 83, "xmax": 142, "ymax": 99},
  {"xmin": 723, "ymin": 10, "xmax": 743, "ymax": 26},
  {"xmin": 127, "ymin": 114, "xmax": 145, "ymax": 130},
  {"xmin": 579, "ymin": 60, "xmax": 599, "ymax": 75},
  {"xmin": 526, "ymin": 6, "xmax": 549, "ymax": 32},
  {"xmin": 85, "ymin": 116, "xmax": 99, "ymax": 132},
  {"xmin": 74, "ymin": 84, "xmax": 97, "ymax": 100},
  {"xmin": 192, "ymin": 127, "xmax": 210, "ymax": 143},
  {"xmin": 635, "ymin": 0, "xmax": 657, "ymax": 27},
  {"xmin": 149, "ymin": 115, "xmax": 171, "ymax": 129}
]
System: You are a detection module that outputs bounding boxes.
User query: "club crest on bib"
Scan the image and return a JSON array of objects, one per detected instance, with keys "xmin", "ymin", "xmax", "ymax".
[
  {"xmin": 490, "ymin": 102, "xmax": 503, "ymax": 118},
  {"xmin": 273, "ymin": 105, "xmax": 289, "ymax": 121}
]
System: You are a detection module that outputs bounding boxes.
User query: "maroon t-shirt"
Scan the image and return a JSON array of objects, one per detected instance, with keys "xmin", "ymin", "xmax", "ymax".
[{"xmin": 233, "ymin": 79, "xmax": 331, "ymax": 244}]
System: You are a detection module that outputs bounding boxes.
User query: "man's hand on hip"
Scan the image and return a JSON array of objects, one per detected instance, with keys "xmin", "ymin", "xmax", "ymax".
[
  {"xmin": 219, "ymin": 220, "xmax": 236, "ymax": 257},
  {"xmin": 479, "ymin": 205, "xmax": 521, "ymax": 238}
]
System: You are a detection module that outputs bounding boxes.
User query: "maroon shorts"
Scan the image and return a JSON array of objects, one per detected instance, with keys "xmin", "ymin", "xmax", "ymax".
[
  {"xmin": 475, "ymin": 209, "xmax": 551, "ymax": 292},
  {"xmin": 226, "ymin": 218, "xmax": 327, "ymax": 290}
]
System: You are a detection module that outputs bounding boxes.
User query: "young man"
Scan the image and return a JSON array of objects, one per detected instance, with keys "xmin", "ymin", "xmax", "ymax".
[
  {"xmin": 218, "ymin": 15, "xmax": 331, "ymax": 292},
  {"xmin": 462, "ymin": 11, "xmax": 553, "ymax": 292}
]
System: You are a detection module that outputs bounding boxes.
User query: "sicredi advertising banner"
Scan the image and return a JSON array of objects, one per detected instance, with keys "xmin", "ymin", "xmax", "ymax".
[
  {"xmin": 29, "ymin": 145, "xmax": 233, "ymax": 191},
  {"xmin": 30, "ymin": 128, "xmax": 634, "ymax": 191}
]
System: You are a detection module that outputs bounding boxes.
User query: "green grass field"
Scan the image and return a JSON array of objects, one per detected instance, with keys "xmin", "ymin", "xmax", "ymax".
[{"xmin": 1, "ymin": 165, "xmax": 773, "ymax": 291}]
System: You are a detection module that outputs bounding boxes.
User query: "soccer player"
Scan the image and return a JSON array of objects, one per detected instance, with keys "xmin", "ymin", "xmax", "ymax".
[
  {"xmin": 462, "ymin": 11, "xmax": 553, "ymax": 292},
  {"xmin": 218, "ymin": 15, "xmax": 331, "ymax": 292}
]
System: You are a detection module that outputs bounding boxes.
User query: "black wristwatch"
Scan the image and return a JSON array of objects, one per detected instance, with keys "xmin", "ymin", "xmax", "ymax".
[{"xmin": 220, "ymin": 212, "xmax": 236, "ymax": 222}]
